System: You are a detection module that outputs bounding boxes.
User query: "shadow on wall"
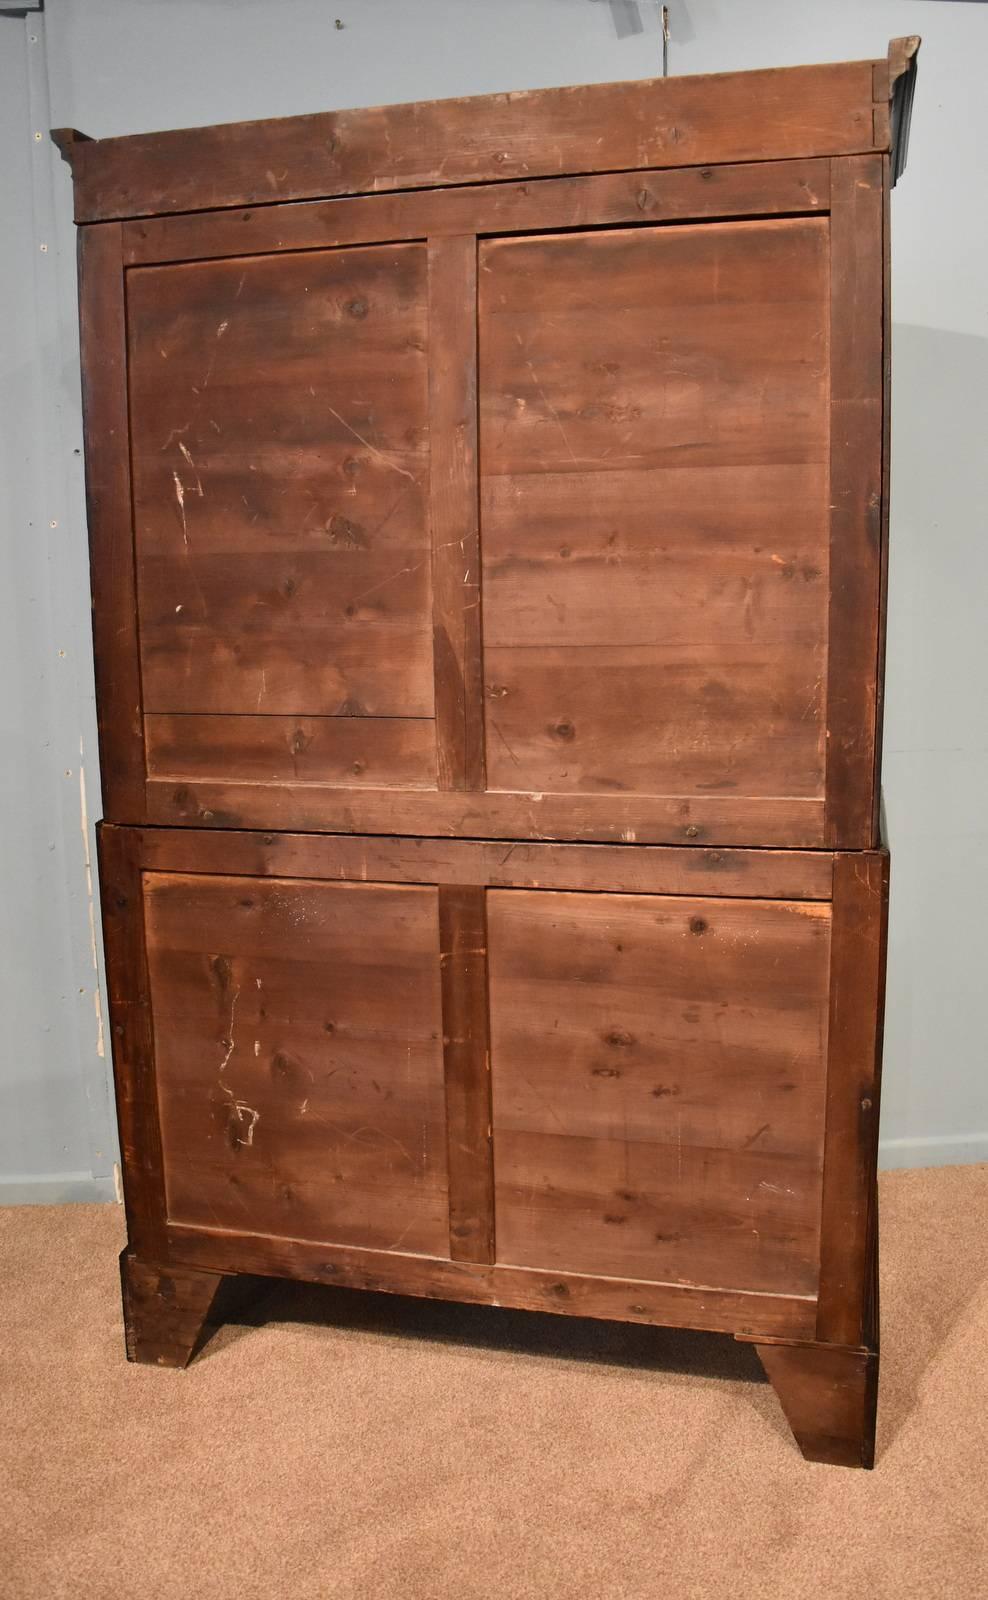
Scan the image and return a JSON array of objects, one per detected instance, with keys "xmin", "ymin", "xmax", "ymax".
[{"xmin": 880, "ymin": 322, "xmax": 988, "ymax": 1165}]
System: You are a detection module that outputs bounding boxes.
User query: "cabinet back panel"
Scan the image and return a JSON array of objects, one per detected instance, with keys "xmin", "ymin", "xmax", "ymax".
[
  {"xmin": 143, "ymin": 872, "xmax": 450, "ymax": 1254},
  {"xmin": 479, "ymin": 219, "xmax": 830, "ymax": 800},
  {"xmin": 127, "ymin": 245, "xmax": 433, "ymax": 724},
  {"xmin": 488, "ymin": 889, "xmax": 831, "ymax": 1296}
]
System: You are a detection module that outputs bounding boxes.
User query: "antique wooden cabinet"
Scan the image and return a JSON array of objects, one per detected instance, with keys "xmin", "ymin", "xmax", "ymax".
[{"xmin": 55, "ymin": 36, "xmax": 919, "ymax": 1468}]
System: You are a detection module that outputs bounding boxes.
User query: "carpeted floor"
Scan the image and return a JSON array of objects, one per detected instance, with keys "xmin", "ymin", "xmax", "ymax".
[{"xmin": 1, "ymin": 1165, "xmax": 986, "ymax": 1600}]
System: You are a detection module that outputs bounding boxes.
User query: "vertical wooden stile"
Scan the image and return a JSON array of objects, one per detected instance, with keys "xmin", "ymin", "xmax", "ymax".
[
  {"xmin": 78, "ymin": 223, "xmax": 147, "ymax": 821},
  {"xmin": 825, "ymin": 154, "xmax": 885, "ymax": 847},
  {"xmin": 816, "ymin": 851, "xmax": 890, "ymax": 1346},
  {"xmin": 428, "ymin": 234, "xmax": 485, "ymax": 792},
  {"xmin": 97, "ymin": 824, "xmax": 167, "ymax": 1257},
  {"xmin": 438, "ymin": 886, "xmax": 495, "ymax": 1262}
]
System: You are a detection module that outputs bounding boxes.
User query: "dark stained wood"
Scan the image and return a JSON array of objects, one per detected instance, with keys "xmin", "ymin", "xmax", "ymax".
[
  {"xmin": 487, "ymin": 890, "xmax": 832, "ymax": 1298},
  {"xmin": 753, "ymin": 1340, "xmax": 878, "ymax": 1468},
  {"xmin": 65, "ymin": 48, "xmax": 906, "ymax": 1465},
  {"xmin": 429, "ymin": 236, "xmax": 484, "ymax": 792},
  {"xmin": 824, "ymin": 155, "xmax": 885, "ymax": 847},
  {"xmin": 63, "ymin": 60, "xmax": 880, "ymax": 223},
  {"xmin": 97, "ymin": 824, "xmax": 166, "ymax": 1257},
  {"xmin": 122, "ymin": 825, "xmax": 835, "ymax": 901},
  {"xmin": 145, "ymin": 713, "xmax": 435, "ymax": 789},
  {"xmin": 888, "ymin": 37, "xmax": 921, "ymax": 185},
  {"xmin": 78, "ymin": 224, "xmax": 146, "ymax": 823},
  {"xmin": 120, "ymin": 1250, "xmax": 224, "ymax": 1367},
  {"xmin": 167, "ymin": 1223, "xmax": 816, "ymax": 1341},
  {"xmin": 121, "ymin": 159, "xmax": 832, "ymax": 268},
  {"xmin": 146, "ymin": 779, "xmax": 824, "ymax": 847},
  {"xmin": 438, "ymin": 887, "xmax": 494, "ymax": 1262},
  {"xmin": 872, "ymin": 154, "xmax": 892, "ymax": 844},
  {"xmin": 127, "ymin": 243, "xmax": 433, "ymax": 722},
  {"xmin": 142, "ymin": 871, "xmax": 451, "ymax": 1257},
  {"xmin": 816, "ymin": 851, "xmax": 889, "ymax": 1346},
  {"xmin": 479, "ymin": 218, "xmax": 830, "ymax": 807}
]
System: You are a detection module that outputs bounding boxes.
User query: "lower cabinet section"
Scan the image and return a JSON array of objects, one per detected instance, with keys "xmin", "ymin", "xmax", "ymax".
[{"xmin": 100, "ymin": 825, "xmax": 887, "ymax": 1466}]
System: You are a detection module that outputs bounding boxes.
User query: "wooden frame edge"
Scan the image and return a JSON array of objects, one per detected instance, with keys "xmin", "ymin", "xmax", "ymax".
[
  {"xmin": 165, "ymin": 1221, "xmax": 817, "ymax": 1340},
  {"xmin": 815, "ymin": 850, "xmax": 889, "ymax": 1346},
  {"xmin": 78, "ymin": 222, "xmax": 147, "ymax": 824}
]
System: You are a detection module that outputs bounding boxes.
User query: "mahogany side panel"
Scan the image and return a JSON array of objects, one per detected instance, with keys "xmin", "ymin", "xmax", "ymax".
[
  {"xmin": 121, "ymin": 160, "xmax": 832, "ymax": 267},
  {"xmin": 78, "ymin": 224, "xmax": 146, "ymax": 822},
  {"xmin": 824, "ymin": 155, "xmax": 885, "ymax": 847},
  {"xmin": 816, "ymin": 851, "xmax": 889, "ymax": 1346},
  {"xmin": 65, "ymin": 61, "xmax": 879, "ymax": 222}
]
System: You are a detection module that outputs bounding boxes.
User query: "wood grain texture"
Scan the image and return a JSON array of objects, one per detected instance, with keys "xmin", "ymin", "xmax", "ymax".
[
  {"xmin": 479, "ymin": 219, "xmax": 830, "ymax": 805},
  {"xmin": 97, "ymin": 824, "xmax": 166, "ymax": 1256},
  {"xmin": 123, "ymin": 825, "xmax": 835, "ymax": 902},
  {"xmin": 754, "ymin": 1340, "xmax": 878, "ymax": 1468},
  {"xmin": 167, "ymin": 1223, "xmax": 816, "ymax": 1341},
  {"xmin": 825, "ymin": 155, "xmax": 885, "ymax": 846},
  {"xmin": 127, "ymin": 244, "xmax": 433, "ymax": 720},
  {"xmin": 145, "ymin": 714, "xmax": 435, "ymax": 788},
  {"xmin": 146, "ymin": 779, "xmax": 824, "ymax": 847},
  {"xmin": 487, "ymin": 891, "xmax": 832, "ymax": 1297},
  {"xmin": 121, "ymin": 160, "xmax": 831, "ymax": 267},
  {"xmin": 142, "ymin": 872, "xmax": 450, "ymax": 1257},
  {"xmin": 78, "ymin": 224, "xmax": 146, "ymax": 822},
  {"xmin": 429, "ymin": 236, "xmax": 484, "ymax": 791},
  {"xmin": 438, "ymin": 887, "xmax": 494, "ymax": 1262},
  {"xmin": 816, "ymin": 851, "xmax": 889, "ymax": 1346},
  {"xmin": 64, "ymin": 61, "xmax": 878, "ymax": 222},
  {"xmin": 119, "ymin": 1251, "xmax": 224, "ymax": 1368}
]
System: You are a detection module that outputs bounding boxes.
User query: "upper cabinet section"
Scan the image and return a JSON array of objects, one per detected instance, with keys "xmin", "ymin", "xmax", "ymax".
[{"xmin": 62, "ymin": 42, "xmax": 919, "ymax": 850}]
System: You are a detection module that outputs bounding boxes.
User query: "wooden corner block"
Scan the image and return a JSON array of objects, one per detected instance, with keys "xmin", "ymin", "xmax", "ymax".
[
  {"xmin": 751, "ymin": 1338, "xmax": 879, "ymax": 1469},
  {"xmin": 119, "ymin": 1250, "xmax": 225, "ymax": 1368}
]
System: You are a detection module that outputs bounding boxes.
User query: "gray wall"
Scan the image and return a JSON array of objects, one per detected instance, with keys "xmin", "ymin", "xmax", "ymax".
[{"xmin": 1, "ymin": 0, "xmax": 985, "ymax": 1202}]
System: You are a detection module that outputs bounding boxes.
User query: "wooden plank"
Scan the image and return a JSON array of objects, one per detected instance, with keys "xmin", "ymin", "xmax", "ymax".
[
  {"xmin": 754, "ymin": 1341, "xmax": 878, "ymax": 1468},
  {"xmin": 127, "ymin": 245, "xmax": 433, "ymax": 719},
  {"xmin": 816, "ymin": 851, "xmax": 889, "ymax": 1346},
  {"xmin": 119, "ymin": 1251, "xmax": 224, "ymax": 1368},
  {"xmin": 78, "ymin": 223, "xmax": 146, "ymax": 821},
  {"xmin": 428, "ymin": 236, "xmax": 483, "ymax": 791},
  {"xmin": 872, "ymin": 155, "xmax": 892, "ymax": 844},
  {"xmin": 145, "ymin": 713, "xmax": 436, "ymax": 789},
  {"xmin": 124, "ymin": 825, "xmax": 835, "ymax": 901},
  {"xmin": 438, "ymin": 887, "xmax": 494, "ymax": 1262},
  {"xmin": 824, "ymin": 155, "xmax": 885, "ymax": 847},
  {"xmin": 144, "ymin": 778, "xmax": 826, "ymax": 847},
  {"xmin": 142, "ymin": 871, "xmax": 451, "ymax": 1257},
  {"xmin": 488, "ymin": 890, "xmax": 832, "ymax": 1298},
  {"xmin": 96, "ymin": 823, "xmax": 166, "ymax": 1255},
  {"xmin": 166, "ymin": 1222, "xmax": 817, "ymax": 1341},
  {"xmin": 63, "ymin": 61, "xmax": 878, "ymax": 222},
  {"xmin": 121, "ymin": 159, "xmax": 832, "ymax": 267},
  {"xmin": 479, "ymin": 218, "xmax": 830, "ymax": 805}
]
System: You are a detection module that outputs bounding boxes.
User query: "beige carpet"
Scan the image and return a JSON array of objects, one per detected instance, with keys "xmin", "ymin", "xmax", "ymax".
[{"xmin": 1, "ymin": 1165, "xmax": 986, "ymax": 1600}]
